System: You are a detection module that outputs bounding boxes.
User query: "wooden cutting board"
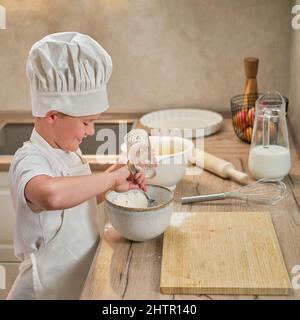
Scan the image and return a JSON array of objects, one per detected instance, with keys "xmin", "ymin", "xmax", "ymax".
[{"xmin": 160, "ymin": 212, "xmax": 292, "ymax": 295}]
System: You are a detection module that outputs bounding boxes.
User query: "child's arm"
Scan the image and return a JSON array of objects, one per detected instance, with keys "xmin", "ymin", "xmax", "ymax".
[{"xmin": 24, "ymin": 165, "xmax": 144, "ymax": 213}]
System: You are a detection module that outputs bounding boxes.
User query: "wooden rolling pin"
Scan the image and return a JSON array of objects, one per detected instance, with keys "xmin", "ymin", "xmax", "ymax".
[{"xmin": 189, "ymin": 148, "xmax": 250, "ymax": 185}]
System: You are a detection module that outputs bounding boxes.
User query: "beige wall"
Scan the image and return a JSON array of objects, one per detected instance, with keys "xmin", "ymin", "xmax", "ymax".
[
  {"xmin": 0, "ymin": 0, "xmax": 291, "ymax": 114},
  {"xmin": 289, "ymin": 0, "xmax": 300, "ymax": 147}
]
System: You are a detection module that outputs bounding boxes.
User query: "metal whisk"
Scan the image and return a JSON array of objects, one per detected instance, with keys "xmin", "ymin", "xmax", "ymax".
[
  {"xmin": 124, "ymin": 129, "xmax": 156, "ymax": 179},
  {"xmin": 181, "ymin": 178, "xmax": 287, "ymax": 205}
]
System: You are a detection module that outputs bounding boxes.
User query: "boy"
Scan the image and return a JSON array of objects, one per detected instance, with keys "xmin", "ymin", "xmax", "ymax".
[{"xmin": 7, "ymin": 32, "xmax": 146, "ymax": 300}]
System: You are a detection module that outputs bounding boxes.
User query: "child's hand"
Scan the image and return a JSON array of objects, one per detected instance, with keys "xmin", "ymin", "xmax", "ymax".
[
  {"xmin": 107, "ymin": 164, "xmax": 147, "ymax": 193},
  {"xmin": 132, "ymin": 169, "xmax": 147, "ymax": 192}
]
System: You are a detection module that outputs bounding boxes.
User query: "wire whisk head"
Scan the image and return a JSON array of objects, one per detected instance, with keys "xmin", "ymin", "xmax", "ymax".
[{"xmin": 228, "ymin": 178, "xmax": 287, "ymax": 205}]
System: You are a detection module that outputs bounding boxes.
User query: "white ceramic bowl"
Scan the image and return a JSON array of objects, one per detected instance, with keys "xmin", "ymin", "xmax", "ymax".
[
  {"xmin": 149, "ymin": 136, "xmax": 193, "ymax": 189},
  {"xmin": 121, "ymin": 135, "xmax": 194, "ymax": 190},
  {"xmin": 105, "ymin": 185, "xmax": 174, "ymax": 242}
]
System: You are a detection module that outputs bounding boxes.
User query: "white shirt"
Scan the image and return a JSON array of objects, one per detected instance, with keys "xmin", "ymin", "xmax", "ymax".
[{"xmin": 9, "ymin": 128, "xmax": 83, "ymax": 260}]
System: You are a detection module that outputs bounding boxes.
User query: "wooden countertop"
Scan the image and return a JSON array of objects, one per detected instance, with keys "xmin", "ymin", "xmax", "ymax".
[
  {"xmin": 0, "ymin": 111, "xmax": 143, "ymax": 171},
  {"xmin": 80, "ymin": 117, "xmax": 300, "ymax": 300}
]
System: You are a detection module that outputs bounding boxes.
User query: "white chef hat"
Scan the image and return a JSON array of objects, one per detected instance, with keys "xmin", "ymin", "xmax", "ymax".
[{"xmin": 26, "ymin": 32, "xmax": 113, "ymax": 117}]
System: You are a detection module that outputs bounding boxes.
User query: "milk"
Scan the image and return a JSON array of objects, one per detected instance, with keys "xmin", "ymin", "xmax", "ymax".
[{"xmin": 248, "ymin": 145, "xmax": 291, "ymax": 179}]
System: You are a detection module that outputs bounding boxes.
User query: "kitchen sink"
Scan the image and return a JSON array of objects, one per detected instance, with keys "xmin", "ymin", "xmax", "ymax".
[{"xmin": 0, "ymin": 122, "xmax": 133, "ymax": 155}]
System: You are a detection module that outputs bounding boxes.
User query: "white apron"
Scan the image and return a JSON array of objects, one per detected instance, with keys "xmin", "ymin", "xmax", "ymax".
[{"xmin": 8, "ymin": 140, "xmax": 100, "ymax": 300}]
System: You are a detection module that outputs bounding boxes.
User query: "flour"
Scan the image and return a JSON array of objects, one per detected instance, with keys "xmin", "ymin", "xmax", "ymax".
[
  {"xmin": 169, "ymin": 212, "xmax": 192, "ymax": 228},
  {"xmin": 114, "ymin": 190, "xmax": 148, "ymax": 208}
]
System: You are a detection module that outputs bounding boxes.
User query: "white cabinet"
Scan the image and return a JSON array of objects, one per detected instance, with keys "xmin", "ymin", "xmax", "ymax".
[
  {"xmin": 0, "ymin": 172, "xmax": 16, "ymax": 255},
  {"xmin": 0, "ymin": 172, "xmax": 19, "ymax": 299},
  {"xmin": 0, "ymin": 174, "xmax": 15, "ymax": 241},
  {"xmin": 0, "ymin": 262, "xmax": 19, "ymax": 300}
]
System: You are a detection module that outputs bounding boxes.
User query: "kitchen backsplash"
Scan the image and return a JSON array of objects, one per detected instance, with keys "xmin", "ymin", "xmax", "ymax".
[{"xmin": 0, "ymin": 0, "xmax": 291, "ymax": 114}]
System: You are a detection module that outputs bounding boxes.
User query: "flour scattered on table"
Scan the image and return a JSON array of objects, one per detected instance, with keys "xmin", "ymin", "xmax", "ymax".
[
  {"xmin": 170, "ymin": 212, "xmax": 192, "ymax": 228},
  {"xmin": 114, "ymin": 190, "xmax": 148, "ymax": 208}
]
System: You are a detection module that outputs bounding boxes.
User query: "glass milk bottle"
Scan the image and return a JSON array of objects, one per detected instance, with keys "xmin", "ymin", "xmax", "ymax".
[{"xmin": 248, "ymin": 91, "xmax": 291, "ymax": 180}]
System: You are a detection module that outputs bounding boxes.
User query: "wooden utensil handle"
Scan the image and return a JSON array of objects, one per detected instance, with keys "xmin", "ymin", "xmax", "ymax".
[{"xmin": 244, "ymin": 57, "xmax": 259, "ymax": 78}]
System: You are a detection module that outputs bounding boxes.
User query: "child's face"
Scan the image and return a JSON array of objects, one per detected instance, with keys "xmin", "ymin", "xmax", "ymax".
[{"xmin": 51, "ymin": 113, "xmax": 100, "ymax": 152}]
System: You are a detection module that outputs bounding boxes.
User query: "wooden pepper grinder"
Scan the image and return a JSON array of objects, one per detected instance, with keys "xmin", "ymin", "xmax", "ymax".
[{"xmin": 243, "ymin": 57, "xmax": 259, "ymax": 107}]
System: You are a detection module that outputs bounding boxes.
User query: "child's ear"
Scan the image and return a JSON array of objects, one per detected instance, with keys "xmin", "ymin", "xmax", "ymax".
[{"xmin": 45, "ymin": 110, "xmax": 59, "ymax": 123}]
